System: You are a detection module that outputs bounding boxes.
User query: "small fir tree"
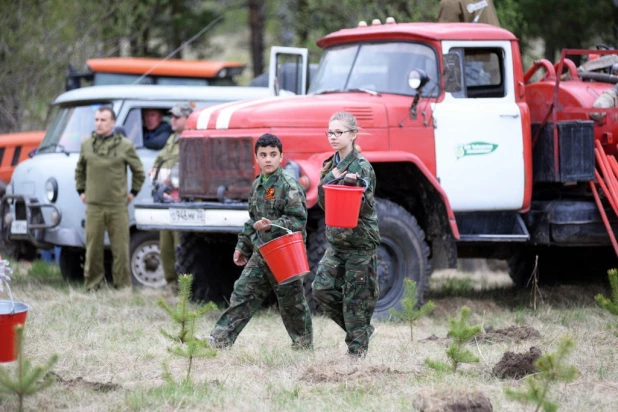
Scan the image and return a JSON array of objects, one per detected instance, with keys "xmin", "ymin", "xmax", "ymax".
[
  {"xmin": 157, "ymin": 274, "xmax": 218, "ymax": 382},
  {"xmin": 389, "ymin": 279, "xmax": 435, "ymax": 341},
  {"xmin": 595, "ymin": 268, "xmax": 618, "ymax": 316},
  {"xmin": 425, "ymin": 306, "xmax": 482, "ymax": 372},
  {"xmin": 505, "ymin": 336, "xmax": 579, "ymax": 412},
  {"xmin": 0, "ymin": 325, "xmax": 58, "ymax": 412}
]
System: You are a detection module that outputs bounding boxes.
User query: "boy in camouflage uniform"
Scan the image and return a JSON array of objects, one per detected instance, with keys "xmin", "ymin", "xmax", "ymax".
[
  {"xmin": 209, "ymin": 133, "xmax": 313, "ymax": 350},
  {"xmin": 313, "ymin": 112, "xmax": 380, "ymax": 357}
]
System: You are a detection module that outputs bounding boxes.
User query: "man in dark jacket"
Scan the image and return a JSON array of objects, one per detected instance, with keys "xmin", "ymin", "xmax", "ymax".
[
  {"xmin": 142, "ymin": 108, "xmax": 172, "ymax": 150},
  {"xmin": 438, "ymin": 0, "xmax": 501, "ymax": 27}
]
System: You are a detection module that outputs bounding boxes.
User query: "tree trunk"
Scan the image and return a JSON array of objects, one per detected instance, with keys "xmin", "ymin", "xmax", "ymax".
[
  {"xmin": 249, "ymin": 0, "xmax": 265, "ymax": 78},
  {"xmin": 171, "ymin": 0, "xmax": 183, "ymax": 59},
  {"xmin": 297, "ymin": 0, "xmax": 308, "ymax": 46}
]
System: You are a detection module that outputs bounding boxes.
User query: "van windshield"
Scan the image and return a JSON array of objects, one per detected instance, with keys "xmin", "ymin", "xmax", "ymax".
[
  {"xmin": 308, "ymin": 42, "xmax": 439, "ymax": 97},
  {"xmin": 37, "ymin": 103, "xmax": 108, "ymax": 154}
]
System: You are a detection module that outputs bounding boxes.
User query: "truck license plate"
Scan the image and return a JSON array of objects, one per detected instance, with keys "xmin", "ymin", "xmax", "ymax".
[
  {"xmin": 11, "ymin": 220, "xmax": 28, "ymax": 234},
  {"xmin": 169, "ymin": 208, "xmax": 205, "ymax": 224}
]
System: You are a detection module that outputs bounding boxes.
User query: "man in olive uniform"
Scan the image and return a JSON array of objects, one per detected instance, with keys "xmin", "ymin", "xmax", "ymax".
[
  {"xmin": 209, "ymin": 133, "xmax": 313, "ymax": 350},
  {"xmin": 152, "ymin": 103, "xmax": 193, "ymax": 287},
  {"xmin": 75, "ymin": 107, "xmax": 145, "ymax": 290},
  {"xmin": 438, "ymin": 0, "xmax": 501, "ymax": 27}
]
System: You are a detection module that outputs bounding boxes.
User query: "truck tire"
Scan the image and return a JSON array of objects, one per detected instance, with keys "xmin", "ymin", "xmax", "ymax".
[
  {"xmin": 175, "ymin": 232, "xmax": 241, "ymax": 304},
  {"xmin": 59, "ymin": 247, "xmax": 84, "ymax": 281},
  {"xmin": 129, "ymin": 231, "xmax": 165, "ymax": 288},
  {"xmin": 305, "ymin": 198, "xmax": 432, "ymax": 318}
]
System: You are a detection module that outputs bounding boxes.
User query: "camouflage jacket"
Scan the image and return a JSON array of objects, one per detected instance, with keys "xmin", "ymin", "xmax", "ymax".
[
  {"xmin": 153, "ymin": 132, "xmax": 179, "ymax": 169},
  {"xmin": 236, "ymin": 167, "xmax": 308, "ymax": 257},
  {"xmin": 318, "ymin": 149, "xmax": 380, "ymax": 250}
]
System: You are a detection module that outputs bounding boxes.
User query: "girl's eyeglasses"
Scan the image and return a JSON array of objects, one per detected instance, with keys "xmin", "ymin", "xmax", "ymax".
[{"xmin": 325, "ymin": 130, "xmax": 355, "ymax": 137}]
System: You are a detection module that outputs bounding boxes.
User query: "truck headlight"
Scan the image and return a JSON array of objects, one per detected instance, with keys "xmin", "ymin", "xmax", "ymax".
[
  {"xmin": 45, "ymin": 178, "xmax": 58, "ymax": 203},
  {"xmin": 170, "ymin": 164, "xmax": 180, "ymax": 189}
]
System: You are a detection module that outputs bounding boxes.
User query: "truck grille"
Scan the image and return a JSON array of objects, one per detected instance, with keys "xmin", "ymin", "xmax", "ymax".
[{"xmin": 179, "ymin": 136, "xmax": 255, "ymax": 200}]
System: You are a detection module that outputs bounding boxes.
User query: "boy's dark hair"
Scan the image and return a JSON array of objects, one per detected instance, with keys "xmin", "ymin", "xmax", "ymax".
[
  {"xmin": 255, "ymin": 133, "xmax": 283, "ymax": 155},
  {"xmin": 96, "ymin": 106, "xmax": 116, "ymax": 121}
]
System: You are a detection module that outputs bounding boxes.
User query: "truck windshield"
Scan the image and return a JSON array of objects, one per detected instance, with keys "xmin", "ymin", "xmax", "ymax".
[
  {"xmin": 37, "ymin": 103, "xmax": 108, "ymax": 154},
  {"xmin": 308, "ymin": 42, "xmax": 439, "ymax": 97}
]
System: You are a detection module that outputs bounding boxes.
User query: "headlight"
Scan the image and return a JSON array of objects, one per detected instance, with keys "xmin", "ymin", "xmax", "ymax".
[
  {"xmin": 284, "ymin": 160, "xmax": 301, "ymax": 180},
  {"xmin": 45, "ymin": 178, "xmax": 58, "ymax": 202},
  {"xmin": 170, "ymin": 164, "xmax": 180, "ymax": 188}
]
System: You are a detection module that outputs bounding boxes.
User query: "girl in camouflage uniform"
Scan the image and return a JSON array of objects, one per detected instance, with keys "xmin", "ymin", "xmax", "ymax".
[{"xmin": 313, "ymin": 112, "xmax": 380, "ymax": 357}]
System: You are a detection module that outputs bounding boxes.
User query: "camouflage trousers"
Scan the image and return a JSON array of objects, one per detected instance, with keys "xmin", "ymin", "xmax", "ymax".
[
  {"xmin": 210, "ymin": 252, "xmax": 313, "ymax": 349},
  {"xmin": 312, "ymin": 246, "xmax": 379, "ymax": 356}
]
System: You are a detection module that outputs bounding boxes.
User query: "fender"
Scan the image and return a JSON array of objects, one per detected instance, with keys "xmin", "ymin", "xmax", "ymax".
[{"xmin": 296, "ymin": 150, "xmax": 460, "ymax": 239}]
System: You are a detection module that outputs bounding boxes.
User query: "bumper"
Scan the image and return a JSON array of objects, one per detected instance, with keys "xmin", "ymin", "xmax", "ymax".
[
  {"xmin": 0, "ymin": 194, "xmax": 62, "ymax": 249},
  {"xmin": 135, "ymin": 200, "xmax": 249, "ymax": 232}
]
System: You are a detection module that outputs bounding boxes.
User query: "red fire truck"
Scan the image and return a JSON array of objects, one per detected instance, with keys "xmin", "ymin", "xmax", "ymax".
[{"xmin": 135, "ymin": 22, "xmax": 618, "ymax": 315}]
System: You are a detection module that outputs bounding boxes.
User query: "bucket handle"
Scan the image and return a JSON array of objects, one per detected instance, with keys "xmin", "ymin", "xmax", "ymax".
[
  {"xmin": 324, "ymin": 175, "xmax": 369, "ymax": 192},
  {"xmin": 0, "ymin": 259, "xmax": 15, "ymax": 314},
  {"xmin": 256, "ymin": 221, "xmax": 294, "ymax": 247}
]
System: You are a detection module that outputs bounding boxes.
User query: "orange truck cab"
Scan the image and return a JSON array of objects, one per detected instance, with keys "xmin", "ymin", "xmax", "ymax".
[
  {"xmin": 0, "ymin": 131, "xmax": 45, "ymax": 195},
  {"xmin": 66, "ymin": 57, "xmax": 246, "ymax": 90}
]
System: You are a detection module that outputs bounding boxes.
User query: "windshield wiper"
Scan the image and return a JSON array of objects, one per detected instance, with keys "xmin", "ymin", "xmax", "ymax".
[
  {"xmin": 345, "ymin": 88, "xmax": 381, "ymax": 96},
  {"xmin": 311, "ymin": 88, "xmax": 342, "ymax": 95},
  {"xmin": 30, "ymin": 143, "xmax": 70, "ymax": 157}
]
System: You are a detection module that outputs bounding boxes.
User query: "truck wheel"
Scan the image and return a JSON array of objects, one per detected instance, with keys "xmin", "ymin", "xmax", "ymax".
[
  {"xmin": 305, "ymin": 199, "xmax": 432, "ymax": 318},
  {"xmin": 175, "ymin": 232, "xmax": 240, "ymax": 304},
  {"xmin": 59, "ymin": 247, "xmax": 84, "ymax": 281},
  {"xmin": 374, "ymin": 199, "xmax": 432, "ymax": 317},
  {"xmin": 306, "ymin": 218, "xmax": 328, "ymax": 312},
  {"xmin": 130, "ymin": 231, "xmax": 165, "ymax": 288}
]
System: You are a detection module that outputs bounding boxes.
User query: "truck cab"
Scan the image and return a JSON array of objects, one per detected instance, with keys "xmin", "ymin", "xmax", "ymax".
[
  {"xmin": 1, "ymin": 85, "xmax": 279, "ymax": 286},
  {"xmin": 135, "ymin": 22, "xmax": 617, "ymax": 314}
]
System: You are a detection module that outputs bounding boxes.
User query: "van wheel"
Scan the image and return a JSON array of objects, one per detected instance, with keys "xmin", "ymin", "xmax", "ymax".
[
  {"xmin": 130, "ymin": 231, "xmax": 165, "ymax": 288},
  {"xmin": 59, "ymin": 248, "xmax": 84, "ymax": 281}
]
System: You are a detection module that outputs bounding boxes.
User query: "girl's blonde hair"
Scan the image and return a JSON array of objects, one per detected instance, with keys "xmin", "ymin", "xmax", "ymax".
[{"xmin": 322, "ymin": 112, "xmax": 362, "ymax": 174}]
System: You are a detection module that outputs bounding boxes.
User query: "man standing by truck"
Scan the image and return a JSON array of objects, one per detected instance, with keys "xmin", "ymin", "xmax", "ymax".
[
  {"xmin": 438, "ymin": 0, "xmax": 501, "ymax": 27},
  {"xmin": 75, "ymin": 107, "xmax": 145, "ymax": 290},
  {"xmin": 151, "ymin": 103, "xmax": 193, "ymax": 289}
]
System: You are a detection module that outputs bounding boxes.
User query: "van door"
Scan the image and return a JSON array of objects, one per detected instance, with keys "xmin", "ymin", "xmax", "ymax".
[{"xmin": 432, "ymin": 41, "xmax": 525, "ymax": 211}]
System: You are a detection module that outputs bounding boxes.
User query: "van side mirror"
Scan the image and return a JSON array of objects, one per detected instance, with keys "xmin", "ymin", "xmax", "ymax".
[{"xmin": 443, "ymin": 53, "xmax": 463, "ymax": 94}]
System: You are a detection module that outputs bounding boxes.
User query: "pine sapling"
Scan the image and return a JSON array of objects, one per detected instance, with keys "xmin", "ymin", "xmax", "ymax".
[
  {"xmin": 595, "ymin": 268, "xmax": 618, "ymax": 316},
  {"xmin": 425, "ymin": 306, "xmax": 482, "ymax": 373},
  {"xmin": 0, "ymin": 325, "xmax": 58, "ymax": 412},
  {"xmin": 505, "ymin": 336, "xmax": 579, "ymax": 412},
  {"xmin": 389, "ymin": 279, "xmax": 435, "ymax": 341},
  {"xmin": 157, "ymin": 274, "xmax": 218, "ymax": 382}
]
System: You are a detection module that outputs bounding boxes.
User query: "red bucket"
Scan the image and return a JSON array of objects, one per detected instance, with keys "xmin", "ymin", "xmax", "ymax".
[
  {"xmin": 259, "ymin": 232, "xmax": 310, "ymax": 285},
  {"xmin": 0, "ymin": 301, "xmax": 29, "ymax": 363},
  {"xmin": 323, "ymin": 184, "xmax": 365, "ymax": 228}
]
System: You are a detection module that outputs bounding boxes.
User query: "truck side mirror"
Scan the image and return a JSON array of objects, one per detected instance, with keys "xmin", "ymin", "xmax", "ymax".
[{"xmin": 443, "ymin": 53, "xmax": 463, "ymax": 94}]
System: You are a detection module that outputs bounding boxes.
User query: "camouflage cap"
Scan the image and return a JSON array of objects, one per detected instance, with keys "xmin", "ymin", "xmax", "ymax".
[{"xmin": 169, "ymin": 103, "xmax": 194, "ymax": 118}]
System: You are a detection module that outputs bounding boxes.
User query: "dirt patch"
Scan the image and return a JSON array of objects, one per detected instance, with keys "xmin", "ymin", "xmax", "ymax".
[
  {"xmin": 416, "ymin": 391, "xmax": 493, "ymax": 412},
  {"xmin": 49, "ymin": 372, "xmax": 121, "ymax": 392},
  {"xmin": 300, "ymin": 365, "xmax": 409, "ymax": 383},
  {"xmin": 492, "ymin": 347, "xmax": 542, "ymax": 380},
  {"xmin": 477, "ymin": 325, "xmax": 541, "ymax": 343}
]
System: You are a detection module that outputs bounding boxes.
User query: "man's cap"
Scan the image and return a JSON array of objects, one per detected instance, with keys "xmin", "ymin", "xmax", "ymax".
[{"xmin": 169, "ymin": 103, "xmax": 194, "ymax": 118}]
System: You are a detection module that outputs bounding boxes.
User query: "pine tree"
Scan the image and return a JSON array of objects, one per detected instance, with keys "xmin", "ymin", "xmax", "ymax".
[
  {"xmin": 425, "ymin": 306, "xmax": 482, "ymax": 373},
  {"xmin": 595, "ymin": 268, "xmax": 618, "ymax": 316},
  {"xmin": 157, "ymin": 274, "xmax": 218, "ymax": 382},
  {"xmin": 389, "ymin": 279, "xmax": 435, "ymax": 341},
  {"xmin": 0, "ymin": 325, "xmax": 58, "ymax": 412},
  {"xmin": 505, "ymin": 336, "xmax": 579, "ymax": 412}
]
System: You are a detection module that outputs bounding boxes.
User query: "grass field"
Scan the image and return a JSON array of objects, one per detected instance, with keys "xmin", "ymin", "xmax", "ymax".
[{"xmin": 1, "ymin": 261, "xmax": 617, "ymax": 411}]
